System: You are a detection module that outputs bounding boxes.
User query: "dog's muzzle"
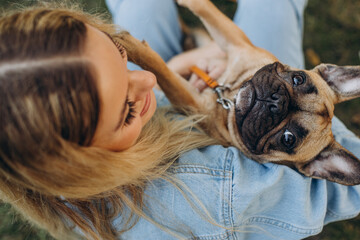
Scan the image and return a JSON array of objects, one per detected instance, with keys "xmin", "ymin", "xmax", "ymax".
[{"xmin": 235, "ymin": 62, "xmax": 290, "ymax": 154}]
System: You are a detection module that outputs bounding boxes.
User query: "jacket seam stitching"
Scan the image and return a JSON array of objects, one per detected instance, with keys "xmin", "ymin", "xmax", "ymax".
[
  {"xmin": 186, "ymin": 230, "xmax": 232, "ymax": 240},
  {"xmin": 224, "ymin": 150, "xmax": 236, "ymax": 239},
  {"xmin": 169, "ymin": 166, "xmax": 231, "ymax": 177},
  {"xmin": 243, "ymin": 216, "xmax": 323, "ymax": 235}
]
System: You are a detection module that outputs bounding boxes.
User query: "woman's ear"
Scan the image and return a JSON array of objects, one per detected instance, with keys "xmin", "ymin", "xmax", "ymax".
[{"xmin": 314, "ymin": 64, "xmax": 360, "ymax": 103}]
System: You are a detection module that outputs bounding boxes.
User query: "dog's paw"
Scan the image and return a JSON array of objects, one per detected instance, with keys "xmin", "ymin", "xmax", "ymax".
[{"xmin": 176, "ymin": 0, "xmax": 209, "ymax": 14}]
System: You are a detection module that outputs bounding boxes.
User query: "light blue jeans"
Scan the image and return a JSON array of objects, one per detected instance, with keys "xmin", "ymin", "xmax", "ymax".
[{"xmin": 106, "ymin": 0, "xmax": 307, "ymax": 70}]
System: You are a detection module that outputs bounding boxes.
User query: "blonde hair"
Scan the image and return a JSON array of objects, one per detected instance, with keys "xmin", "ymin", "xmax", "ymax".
[{"xmin": 0, "ymin": 4, "xmax": 217, "ymax": 240}]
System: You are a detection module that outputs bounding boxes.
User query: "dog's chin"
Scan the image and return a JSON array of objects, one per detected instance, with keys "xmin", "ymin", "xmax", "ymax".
[
  {"xmin": 235, "ymin": 81, "xmax": 256, "ymax": 132},
  {"xmin": 233, "ymin": 80, "xmax": 261, "ymax": 154},
  {"xmin": 235, "ymin": 81, "xmax": 255, "ymax": 123}
]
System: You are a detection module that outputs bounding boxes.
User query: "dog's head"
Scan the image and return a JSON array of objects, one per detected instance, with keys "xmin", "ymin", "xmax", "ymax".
[{"xmin": 230, "ymin": 62, "xmax": 360, "ymax": 185}]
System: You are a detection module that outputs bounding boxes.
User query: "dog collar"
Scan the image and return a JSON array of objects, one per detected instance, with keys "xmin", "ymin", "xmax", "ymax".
[{"xmin": 190, "ymin": 65, "xmax": 234, "ymax": 110}]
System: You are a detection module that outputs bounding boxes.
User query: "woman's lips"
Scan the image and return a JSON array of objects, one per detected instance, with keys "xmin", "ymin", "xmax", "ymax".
[{"xmin": 140, "ymin": 93, "xmax": 151, "ymax": 117}]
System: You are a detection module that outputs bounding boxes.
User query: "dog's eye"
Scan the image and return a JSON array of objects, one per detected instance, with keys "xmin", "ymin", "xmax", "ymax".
[
  {"xmin": 292, "ymin": 74, "xmax": 306, "ymax": 86},
  {"xmin": 281, "ymin": 129, "xmax": 296, "ymax": 148}
]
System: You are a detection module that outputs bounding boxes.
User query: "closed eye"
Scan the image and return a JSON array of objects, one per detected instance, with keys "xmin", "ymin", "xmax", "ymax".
[{"xmin": 124, "ymin": 99, "xmax": 136, "ymax": 126}]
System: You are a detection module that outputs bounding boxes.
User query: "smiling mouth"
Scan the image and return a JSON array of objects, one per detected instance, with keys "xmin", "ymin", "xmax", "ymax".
[{"xmin": 140, "ymin": 93, "xmax": 151, "ymax": 117}]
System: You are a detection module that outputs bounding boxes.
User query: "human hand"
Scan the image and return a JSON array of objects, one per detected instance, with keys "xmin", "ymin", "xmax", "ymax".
[
  {"xmin": 188, "ymin": 57, "xmax": 227, "ymax": 92},
  {"xmin": 167, "ymin": 41, "xmax": 226, "ymax": 92}
]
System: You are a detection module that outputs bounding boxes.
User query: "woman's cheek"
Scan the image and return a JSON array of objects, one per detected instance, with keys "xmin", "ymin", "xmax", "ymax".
[
  {"xmin": 106, "ymin": 119, "xmax": 143, "ymax": 151},
  {"xmin": 141, "ymin": 91, "xmax": 157, "ymax": 127},
  {"xmin": 127, "ymin": 119, "xmax": 143, "ymax": 145}
]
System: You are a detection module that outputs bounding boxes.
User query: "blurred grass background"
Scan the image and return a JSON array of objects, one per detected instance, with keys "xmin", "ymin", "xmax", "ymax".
[{"xmin": 0, "ymin": 0, "xmax": 359, "ymax": 239}]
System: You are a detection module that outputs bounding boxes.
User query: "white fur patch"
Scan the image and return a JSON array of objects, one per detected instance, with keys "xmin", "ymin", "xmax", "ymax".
[
  {"xmin": 309, "ymin": 155, "xmax": 353, "ymax": 175},
  {"xmin": 338, "ymin": 78, "xmax": 360, "ymax": 93}
]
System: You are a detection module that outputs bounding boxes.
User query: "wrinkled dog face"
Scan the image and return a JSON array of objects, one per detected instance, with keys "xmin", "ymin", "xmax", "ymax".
[
  {"xmin": 230, "ymin": 62, "xmax": 360, "ymax": 185},
  {"xmin": 234, "ymin": 62, "xmax": 334, "ymax": 163}
]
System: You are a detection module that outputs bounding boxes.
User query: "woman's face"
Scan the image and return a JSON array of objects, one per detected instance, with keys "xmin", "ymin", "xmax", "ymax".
[{"xmin": 84, "ymin": 24, "xmax": 157, "ymax": 151}]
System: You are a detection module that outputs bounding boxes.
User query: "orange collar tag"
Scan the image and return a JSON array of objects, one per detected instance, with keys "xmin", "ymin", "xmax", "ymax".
[{"xmin": 190, "ymin": 65, "xmax": 219, "ymax": 89}]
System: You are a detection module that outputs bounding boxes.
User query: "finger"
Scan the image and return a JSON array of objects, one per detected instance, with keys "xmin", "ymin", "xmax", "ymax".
[
  {"xmin": 208, "ymin": 58, "xmax": 226, "ymax": 71},
  {"xmin": 189, "ymin": 73, "xmax": 199, "ymax": 84},
  {"xmin": 167, "ymin": 58, "xmax": 191, "ymax": 77},
  {"xmin": 196, "ymin": 59, "xmax": 208, "ymax": 72},
  {"xmin": 194, "ymin": 80, "xmax": 208, "ymax": 92},
  {"xmin": 209, "ymin": 65, "xmax": 226, "ymax": 80},
  {"xmin": 189, "ymin": 74, "xmax": 208, "ymax": 93}
]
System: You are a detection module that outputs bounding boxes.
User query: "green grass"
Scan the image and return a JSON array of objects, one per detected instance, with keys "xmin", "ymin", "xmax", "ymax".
[
  {"xmin": 0, "ymin": 0, "xmax": 360, "ymax": 239},
  {"xmin": 0, "ymin": 203, "xmax": 53, "ymax": 240}
]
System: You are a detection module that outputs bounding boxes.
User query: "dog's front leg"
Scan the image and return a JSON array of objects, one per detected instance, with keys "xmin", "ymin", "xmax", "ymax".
[
  {"xmin": 176, "ymin": 0, "xmax": 277, "ymax": 85},
  {"xmin": 116, "ymin": 32, "xmax": 203, "ymax": 112},
  {"xmin": 177, "ymin": 0, "xmax": 253, "ymax": 51}
]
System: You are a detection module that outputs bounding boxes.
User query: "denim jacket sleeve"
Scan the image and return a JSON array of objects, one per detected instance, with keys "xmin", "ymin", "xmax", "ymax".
[
  {"xmin": 230, "ymin": 115, "xmax": 360, "ymax": 240},
  {"xmin": 113, "ymin": 90, "xmax": 360, "ymax": 240},
  {"xmin": 231, "ymin": 146, "xmax": 360, "ymax": 240},
  {"xmin": 115, "ymin": 146, "xmax": 360, "ymax": 240}
]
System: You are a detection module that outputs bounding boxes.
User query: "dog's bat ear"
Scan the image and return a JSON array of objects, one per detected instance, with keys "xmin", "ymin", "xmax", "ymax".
[
  {"xmin": 314, "ymin": 64, "xmax": 360, "ymax": 104},
  {"xmin": 296, "ymin": 141, "xmax": 360, "ymax": 185}
]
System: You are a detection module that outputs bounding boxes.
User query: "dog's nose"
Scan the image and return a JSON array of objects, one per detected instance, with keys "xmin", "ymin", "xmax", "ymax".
[
  {"xmin": 268, "ymin": 99, "xmax": 284, "ymax": 113},
  {"xmin": 268, "ymin": 87, "xmax": 288, "ymax": 114}
]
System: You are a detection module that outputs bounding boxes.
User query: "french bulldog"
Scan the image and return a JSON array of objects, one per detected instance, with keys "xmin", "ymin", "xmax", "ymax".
[{"xmin": 116, "ymin": 0, "xmax": 360, "ymax": 185}]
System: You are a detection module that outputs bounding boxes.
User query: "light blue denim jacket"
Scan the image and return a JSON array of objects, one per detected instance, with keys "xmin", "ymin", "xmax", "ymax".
[
  {"xmin": 112, "ymin": 90, "xmax": 360, "ymax": 240},
  {"xmin": 106, "ymin": 0, "xmax": 360, "ymax": 239}
]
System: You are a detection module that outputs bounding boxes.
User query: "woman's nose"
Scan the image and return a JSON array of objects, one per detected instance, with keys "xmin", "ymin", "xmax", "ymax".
[{"xmin": 128, "ymin": 70, "xmax": 157, "ymax": 101}]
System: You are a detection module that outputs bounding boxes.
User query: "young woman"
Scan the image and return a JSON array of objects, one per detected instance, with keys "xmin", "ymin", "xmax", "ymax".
[{"xmin": 0, "ymin": 0, "xmax": 359, "ymax": 239}]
